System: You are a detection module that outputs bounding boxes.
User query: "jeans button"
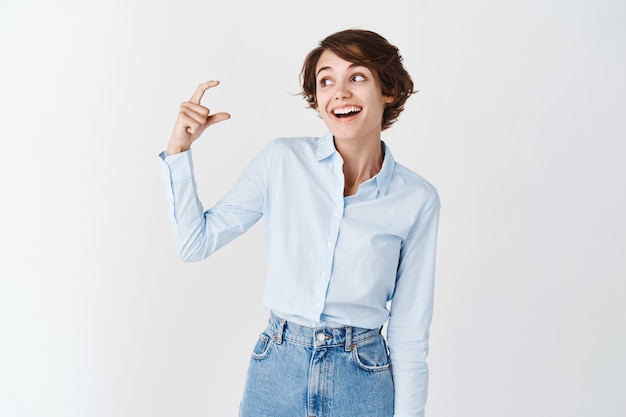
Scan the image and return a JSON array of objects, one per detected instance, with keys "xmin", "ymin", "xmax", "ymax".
[{"xmin": 316, "ymin": 333, "xmax": 326, "ymax": 342}]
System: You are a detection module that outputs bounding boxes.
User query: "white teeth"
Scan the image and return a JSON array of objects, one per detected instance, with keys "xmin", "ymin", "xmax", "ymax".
[{"xmin": 333, "ymin": 106, "xmax": 362, "ymax": 115}]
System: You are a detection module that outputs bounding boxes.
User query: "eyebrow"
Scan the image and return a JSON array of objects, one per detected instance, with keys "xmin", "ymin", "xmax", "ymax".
[{"xmin": 316, "ymin": 62, "xmax": 364, "ymax": 77}]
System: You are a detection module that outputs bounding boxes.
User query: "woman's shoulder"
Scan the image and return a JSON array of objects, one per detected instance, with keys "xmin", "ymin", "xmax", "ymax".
[
  {"xmin": 271, "ymin": 135, "xmax": 324, "ymax": 149},
  {"xmin": 387, "ymin": 155, "xmax": 435, "ymax": 191},
  {"xmin": 267, "ymin": 134, "xmax": 331, "ymax": 160},
  {"xmin": 389, "ymin": 161, "xmax": 439, "ymax": 209},
  {"xmin": 394, "ymin": 162, "xmax": 437, "ymax": 191}
]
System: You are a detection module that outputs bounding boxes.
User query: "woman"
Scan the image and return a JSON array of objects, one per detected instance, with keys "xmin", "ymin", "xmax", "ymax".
[{"xmin": 159, "ymin": 29, "xmax": 440, "ymax": 417}]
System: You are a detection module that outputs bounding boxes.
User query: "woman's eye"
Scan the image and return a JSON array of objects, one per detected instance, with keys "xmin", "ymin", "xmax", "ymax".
[
  {"xmin": 352, "ymin": 74, "xmax": 366, "ymax": 82},
  {"xmin": 320, "ymin": 78, "xmax": 333, "ymax": 87}
]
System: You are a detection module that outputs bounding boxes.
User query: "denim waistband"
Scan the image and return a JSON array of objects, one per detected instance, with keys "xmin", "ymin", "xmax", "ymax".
[{"xmin": 266, "ymin": 313, "xmax": 381, "ymax": 351}]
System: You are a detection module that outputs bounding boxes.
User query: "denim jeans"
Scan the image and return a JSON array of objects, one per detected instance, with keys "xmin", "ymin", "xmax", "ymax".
[{"xmin": 239, "ymin": 313, "xmax": 394, "ymax": 417}]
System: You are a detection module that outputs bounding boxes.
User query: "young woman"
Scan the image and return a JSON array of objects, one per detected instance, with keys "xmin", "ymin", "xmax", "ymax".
[{"xmin": 159, "ymin": 29, "xmax": 440, "ymax": 417}]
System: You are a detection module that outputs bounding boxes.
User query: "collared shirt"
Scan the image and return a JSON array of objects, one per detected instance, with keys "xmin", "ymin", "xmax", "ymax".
[{"xmin": 159, "ymin": 132, "xmax": 440, "ymax": 417}]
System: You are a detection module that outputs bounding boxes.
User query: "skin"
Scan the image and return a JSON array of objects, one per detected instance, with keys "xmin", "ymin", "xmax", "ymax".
[
  {"xmin": 166, "ymin": 80, "xmax": 230, "ymax": 156},
  {"xmin": 167, "ymin": 51, "xmax": 394, "ymax": 196},
  {"xmin": 314, "ymin": 50, "xmax": 394, "ymax": 195}
]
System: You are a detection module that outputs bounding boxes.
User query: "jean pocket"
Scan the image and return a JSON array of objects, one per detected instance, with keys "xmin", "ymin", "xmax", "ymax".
[
  {"xmin": 352, "ymin": 336, "xmax": 391, "ymax": 372},
  {"xmin": 251, "ymin": 333, "xmax": 273, "ymax": 360}
]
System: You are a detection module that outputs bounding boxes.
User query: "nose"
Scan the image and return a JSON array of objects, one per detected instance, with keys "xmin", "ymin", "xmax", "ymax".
[{"xmin": 333, "ymin": 81, "xmax": 352, "ymax": 100}]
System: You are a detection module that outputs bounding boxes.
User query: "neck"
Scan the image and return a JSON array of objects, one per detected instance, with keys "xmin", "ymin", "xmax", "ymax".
[{"xmin": 335, "ymin": 137, "xmax": 383, "ymax": 196}]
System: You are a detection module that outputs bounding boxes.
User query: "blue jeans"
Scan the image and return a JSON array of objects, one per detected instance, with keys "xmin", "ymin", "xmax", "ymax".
[{"xmin": 239, "ymin": 313, "xmax": 394, "ymax": 417}]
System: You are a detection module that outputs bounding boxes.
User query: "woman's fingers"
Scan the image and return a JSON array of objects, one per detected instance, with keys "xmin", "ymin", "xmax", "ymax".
[
  {"xmin": 207, "ymin": 111, "xmax": 231, "ymax": 127},
  {"xmin": 180, "ymin": 102, "xmax": 210, "ymax": 124},
  {"xmin": 177, "ymin": 112, "xmax": 204, "ymax": 135},
  {"xmin": 166, "ymin": 80, "xmax": 229, "ymax": 154},
  {"xmin": 189, "ymin": 80, "xmax": 221, "ymax": 105},
  {"xmin": 179, "ymin": 105, "xmax": 230, "ymax": 133}
]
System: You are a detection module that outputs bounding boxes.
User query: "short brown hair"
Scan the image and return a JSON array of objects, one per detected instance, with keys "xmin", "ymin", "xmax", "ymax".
[{"xmin": 300, "ymin": 29, "xmax": 416, "ymax": 131}]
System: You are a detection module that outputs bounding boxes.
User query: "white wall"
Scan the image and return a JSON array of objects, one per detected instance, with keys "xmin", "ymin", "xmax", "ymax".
[{"xmin": 1, "ymin": 1, "xmax": 624, "ymax": 416}]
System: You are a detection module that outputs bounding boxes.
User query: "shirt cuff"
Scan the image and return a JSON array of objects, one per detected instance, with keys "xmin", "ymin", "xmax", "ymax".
[{"xmin": 159, "ymin": 149, "xmax": 195, "ymax": 183}]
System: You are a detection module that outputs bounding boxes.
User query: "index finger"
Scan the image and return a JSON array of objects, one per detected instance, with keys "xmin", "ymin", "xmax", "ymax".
[{"xmin": 189, "ymin": 80, "xmax": 220, "ymax": 104}]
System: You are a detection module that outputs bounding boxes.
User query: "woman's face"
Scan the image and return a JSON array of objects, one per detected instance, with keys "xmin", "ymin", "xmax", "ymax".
[{"xmin": 315, "ymin": 50, "xmax": 393, "ymax": 143}]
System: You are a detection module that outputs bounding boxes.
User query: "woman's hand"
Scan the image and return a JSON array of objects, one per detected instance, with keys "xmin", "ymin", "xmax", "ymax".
[{"xmin": 166, "ymin": 80, "xmax": 231, "ymax": 155}]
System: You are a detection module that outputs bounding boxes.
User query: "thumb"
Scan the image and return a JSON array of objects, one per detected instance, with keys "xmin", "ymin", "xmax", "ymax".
[{"xmin": 207, "ymin": 111, "xmax": 231, "ymax": 127}]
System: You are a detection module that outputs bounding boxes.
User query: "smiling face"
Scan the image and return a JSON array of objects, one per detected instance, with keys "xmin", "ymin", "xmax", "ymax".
[{"xmin": 315, "ymin": 50, "xmax": 393, "ymax": 144}]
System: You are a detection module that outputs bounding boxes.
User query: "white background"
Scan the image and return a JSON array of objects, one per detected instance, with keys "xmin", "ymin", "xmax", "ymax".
[{"xmin": 1, "ymin": 0, "xmax": 625, "ymax": 416}]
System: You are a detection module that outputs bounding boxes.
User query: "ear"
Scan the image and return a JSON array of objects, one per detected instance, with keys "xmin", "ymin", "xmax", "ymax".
[{"xmin": 384, "ymin": 95, "xmax": 394, "ymax": 105}]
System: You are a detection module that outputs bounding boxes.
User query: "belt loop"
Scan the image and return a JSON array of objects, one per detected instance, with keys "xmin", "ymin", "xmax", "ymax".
[
  {"xmin": 275, "ymin": 319, "xmax": 286, "ymax": 345},
  {"xmin": 344, "ymin": 325, "xmax": 353, "ymax": 352}
]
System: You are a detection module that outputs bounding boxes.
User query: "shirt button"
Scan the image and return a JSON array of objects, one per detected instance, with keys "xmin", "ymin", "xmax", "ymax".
[
  {"xmin": 326, "ymin": 241, "xmax": 333, "ymax": 247},
  {"xmin": 334, "ymin": 211, "xmax": 340, "ymax": 217},
  {"xmin": 316, "ymin": 333, "xmax": 326, "ymax": 342},
  {"xmin": 315, "ymin": 303, "xmax": 322, "ymax": 308},
  {"xmin": 320, "ymin": 272, "xmax": 328, "ymax": 279}
]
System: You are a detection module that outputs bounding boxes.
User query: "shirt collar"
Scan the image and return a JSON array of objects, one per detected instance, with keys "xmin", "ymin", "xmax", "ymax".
[
  {"xmin": 376, "ymin": 141, "xmax": 394, "ymax": 196},
  {"xmin": 316, "ymin": 132, "xmax": 395, "ymax": 196},
  {"xmin": 316, "ymin": 131, "xmax": 336, "ymax": 161}
]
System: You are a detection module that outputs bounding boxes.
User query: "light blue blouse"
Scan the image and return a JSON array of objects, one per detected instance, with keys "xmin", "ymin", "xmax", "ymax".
[{"xmin": 159, "ymin": 132, "xmax": 440, "ymax": 417}]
